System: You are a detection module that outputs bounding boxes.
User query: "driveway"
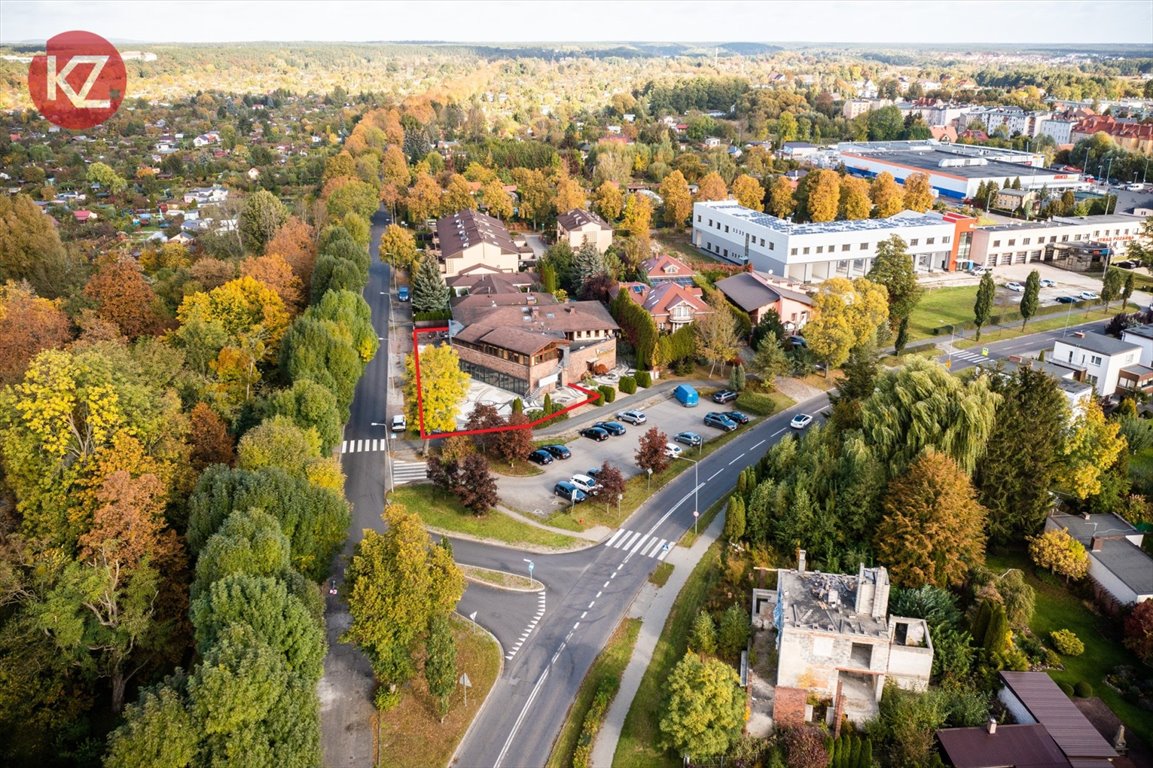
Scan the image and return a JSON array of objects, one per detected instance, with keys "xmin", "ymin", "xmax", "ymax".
[{"xmin": 496, "ymin": 394, "xmax": 747, "ymax": 516}]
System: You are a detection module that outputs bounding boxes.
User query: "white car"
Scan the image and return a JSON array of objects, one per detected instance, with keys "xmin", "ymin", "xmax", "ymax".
[
  {"xmin": 663, "ymin": 443, "xmax": 683, "ymax": 458},
  {"xmin": 616, "ymin": 409, "xmax": 647, "ymax": 425},
  {"xmin": 790, "ymin": 413, "xmax": 814, "ymax": 430},
  {"xmin": 571, "ymin": 473, "xmax": 600, "ymax": 496},
  {"xmin": 1006, "ymin": 282, "xmax": 1025, "ymax": 292},
  {"xmin": 391, "ymin": 414, "xmax": 407, "ymax": 432},
  {"xmin": 1040, "ymin": 278, "xmax": 1056, "ymax": 288},
  {"xmin": 1080, "ymin": 291, "xmax": 1100, "ymax": 301}
]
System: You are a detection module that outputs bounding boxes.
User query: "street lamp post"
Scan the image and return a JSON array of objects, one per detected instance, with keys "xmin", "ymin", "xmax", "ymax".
[
  {"xmin": 616, "ymin": 493, "xmax": 622, "ymax": 519},
  {"xmin": 523, "ymin": 558, "xmax": 534, "ymax": 582}
]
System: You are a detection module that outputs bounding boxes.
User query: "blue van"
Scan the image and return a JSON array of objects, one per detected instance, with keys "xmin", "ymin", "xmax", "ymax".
[
  {"xmin": 673, "ymin": 384, "xmax": 699, "ymax": 407},
  {"xmin": 398, "ymin": 286, "xmax": 410, "ymax": 301}
]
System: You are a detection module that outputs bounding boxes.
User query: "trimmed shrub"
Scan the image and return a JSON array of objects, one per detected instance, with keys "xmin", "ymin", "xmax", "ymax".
[
  {"xmin": 735, "ymin": 391, "xmax": 776, "ymax": 415},
  {"xmin": 635, "ymin": 370, "xmax": 652, "ymax": 388},
  {"xmin": 1058, "ymin": 681, "xmax": 1075, "ymax": 697},
  {"xmin": 572, "ymin": 680, "xmax": 617, "ymax": 768},
  {"xmin": 413, "ymin": 309, "xmax": 452, "ymax": 322},
  {"xmin": 1050, "ymin": 629, "xmax": 1085, "ymax": 657},
  {"xmin": 598, "ymin": 385, "xmax": 616, "ymax": 404},
  {"xmin": 1074, "ymin": 680, "xmax": 1094, "ymax": 698},
  {"xmin": 619, "ymin": 375, "xmax": 637, "ymax": 395}
]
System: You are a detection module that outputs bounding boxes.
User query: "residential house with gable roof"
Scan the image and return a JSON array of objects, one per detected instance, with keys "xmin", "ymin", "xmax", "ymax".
[
  {"xmin": 640, "ymin": 253, "xmax": 697, "ymax": 287},
  {"xmin": 556, "ymin": 209, "xmax": 614, "ymax": 254},
  {"xmin": 610, "ymin": 281, "xmax": 713, "ymax": 333}
]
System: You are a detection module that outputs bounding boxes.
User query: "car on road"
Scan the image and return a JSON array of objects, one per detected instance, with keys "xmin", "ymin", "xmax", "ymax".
[
  {"xmin": 704, "ymin": 412, "xmax": 739, "ymax": 431},
  {"xmin": 391, "ymin": 414, "xmax": 407, "ymax": 432},
  {"xmin": 542, "ymin": 444, "xmax": 571, "ymax": 460},
  {"xmin": 1040, "ymin": 278, "xmax": 1056, "ymax": 288},
  {"xmin": 397, "ymin": 286, "xmax": 410, "ymax": 301},
  {"xmin": 580, "ymin": 426, "xmax": 610, "ymax": 442},
  {"xmin": 553, "ymin": 481, "xmax": 587, "ymax": 503},
  {"xmin": 1115, "ymin": 260, "xmax": 1138, "ymax": 269},
  {"xmin": 527, "ymin": 448, "xmax": 554, "ymax": 465},
  {"xmin": 674, "ymin": 431, "xmax": 703, "ymax": 447},
  {"xmin": 593, "ymin": 420, "xmax": 627, "ymax": 436},
  {"xmin": 727, "ymin": 410, "xmax": 750, "ymax": 425},
  {"xmin": 616, "ymin": 409, "xmax": 647, "ymax": 425},
  {"xmin": 1056, "ymin": 295, "xmax": 1078, "ymax": 304},
  {"xmin": 329, "ymin": 579, "xmax": 338, "ymax": 595},
  {"xmin": 570, "ymin": 473, "xmax": 599, "ymax": 496},
  {"xmin": 790, "ymin": 413, "xmax": 814, "ymax": 430},
  {"xmin": 1006, "ymin": 281, "xmax": 1025, "ymax": 292},
  {"xmin": 712, "ymin": 389, "xmax": 739, "ymax": 404},
  {"xmin": 1080, "ymin": 291, "xmax": 1100, "ymax": 301},
  {"xmin": 664, "ymin": 443, "xmax": 683, "ymax": 458}
]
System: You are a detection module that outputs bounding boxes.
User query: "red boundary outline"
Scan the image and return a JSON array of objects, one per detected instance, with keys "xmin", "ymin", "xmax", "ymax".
[{"xmin": 411, "ymin": 325, "xmax": 598, "ymax": 439}]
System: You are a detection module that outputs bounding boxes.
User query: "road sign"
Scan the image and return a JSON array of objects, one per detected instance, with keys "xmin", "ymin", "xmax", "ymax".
[
  {"xmin": 460, "ymin": 672, "xmax": 472, "ymax": 705},
  {"xmin": 982, "ymin": 347, "xmax": 989, "ymax": 356},
  {"xmin": 693, "ymin": 511, "xmax": 699, "ymax": 518},
  {"xmin": 469, "ymin": 611, "xmax": 477, "ymax": 622}
]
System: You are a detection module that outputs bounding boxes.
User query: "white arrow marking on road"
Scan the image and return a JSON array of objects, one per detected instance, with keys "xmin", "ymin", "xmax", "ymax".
[{"xmin": 469, "ymin": 612, "xmax": 477, "ymax": 621}]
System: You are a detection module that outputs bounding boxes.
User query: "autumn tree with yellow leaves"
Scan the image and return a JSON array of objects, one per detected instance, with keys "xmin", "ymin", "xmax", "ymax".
[{"xmin": 803, "ymin": 277, "xmax": 889, "ymax": 372}]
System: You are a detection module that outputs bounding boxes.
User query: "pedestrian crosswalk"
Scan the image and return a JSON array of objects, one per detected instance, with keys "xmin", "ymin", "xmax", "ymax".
[
  {"xmin": 339, "ymin": 438, "xmax": 389, "ymax": 454},
  {"xmin": 950, "ymin": 350, "xmax": 993, "ymax": 366},
  {"xmin": 393, "ymin": 460, "xmax": 428, "ymax": 485},
  {"xmin": 604, "ymin": 528, "xmax": 674, "ymax": 560}
]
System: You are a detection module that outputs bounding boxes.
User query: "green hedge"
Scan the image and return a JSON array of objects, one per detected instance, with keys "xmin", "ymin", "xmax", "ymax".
[
  {"xmin": 1074, "ymin": 680, "xmax": 1094, "ymax": 698},
  {"xmin": 572, "ymin": 680, "xmax": 616, "ymax": 768},
  {"xmin": 735, "ymin": 391, "xmax": 777, "ymax": 415},
  {"xmin": 636, "ymin": 370, "xmax": 652, "ymax": 388},
  {"xmin": 414, "ymin": 309, "xmax": 452, "ymax": 322},
  {"xmin": 619, "ymin": 375, "xmax": 637, "ymax": 395},
  {"xmin": 598, "ymin": 385, "xmax": 616, "ymax": 404}
]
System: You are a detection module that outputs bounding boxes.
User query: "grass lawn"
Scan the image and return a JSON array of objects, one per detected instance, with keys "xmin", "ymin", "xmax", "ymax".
[
  {"xmin": 652, "ymin": 229, "xmax": 727, "ymax": 267},
  {"xmin": 986, "ymin": 552, "xmax": 1153, "ymax": 747},
  {"xmin": 546, "ymin": 618, "xmax": 643, "ymax": 768},
  {"xmin": 376, "ymin": 615, "xmax": 501, "ymax": 768},
  {"xmin": 953, "ymin": 307, "xmax": 1115, "ymax": 348},
  {"xmin": 908, "ymin": 285, "xmax": 979, "ymax": 340},
  {"xmin": 390, "ymin": 484, "xmax": 582, "ymax": 550},
  {"xmin": 490, "ymin": 458, "xmax": 544, "ymax": 477},
  {"xmin": 614, "ymin": 540, "xmax": 723, "ymax": 768},
  {"xmin": 648, "ymin": 561, "xmax": 674, "ymax": 587},
  {"xmin": 678, "ymin": 496, "xmax": 726, "ymax": 548},
  {"xmin": 459, "ymin": 564, "xmax": 540, "ymax": 591}
]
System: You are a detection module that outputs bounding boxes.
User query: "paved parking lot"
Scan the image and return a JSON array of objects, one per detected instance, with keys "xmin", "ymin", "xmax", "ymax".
[
  {"xmin": 496, "ymin": 394, "xmax": 750, "ymax": 516},
  {"xmin": 989, "ymin": 261, "xmax": 1153, "ymax": 309}
]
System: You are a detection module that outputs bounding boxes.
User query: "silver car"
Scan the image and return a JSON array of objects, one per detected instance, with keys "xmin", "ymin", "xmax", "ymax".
[{"xmin": 616, "ymin": 409, "xmax": 647, "ymax": 425}]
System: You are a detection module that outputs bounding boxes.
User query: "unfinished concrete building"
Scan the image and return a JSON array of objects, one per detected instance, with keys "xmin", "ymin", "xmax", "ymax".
[{"xmin": 753, "ymin": 552, "xmax": 934, "ymax": 726}]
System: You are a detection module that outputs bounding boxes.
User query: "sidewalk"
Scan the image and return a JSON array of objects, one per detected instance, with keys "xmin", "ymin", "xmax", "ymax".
[
  {"xmin": 590, "ymin": 510, "xmax": 727, "ymax": 768},
  {"xmin": 495, "ymin": 504, "xmax": 610, "ymax": 543}
]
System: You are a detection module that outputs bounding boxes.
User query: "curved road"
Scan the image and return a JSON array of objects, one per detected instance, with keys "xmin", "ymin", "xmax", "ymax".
[{"xmin": 324, "ymin": 207, "xmax": 827, "ymax": 767}]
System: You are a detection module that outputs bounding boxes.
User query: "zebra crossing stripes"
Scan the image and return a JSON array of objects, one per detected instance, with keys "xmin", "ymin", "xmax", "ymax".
[
  {"xmin": 340, "ymin": 438, "xmax": 389, "ymax": 454},
  {"xmin": 604, "ymin": 528, "xmax": 673, "ymax": 560},
  {"xmin": 506, "ymin": 589, "xmax": 546, "ymax": 661},
  {"xmin": 392, "ymin": 460, "xmax": 428, "ymax": 485},
  {"xmin": 951, "ymin": 350, "xmax": 992, "ymax": 365}
]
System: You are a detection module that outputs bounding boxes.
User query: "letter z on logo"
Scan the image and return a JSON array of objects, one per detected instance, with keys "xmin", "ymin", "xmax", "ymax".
[{"xmin": 28, "ymin": 30, "xmax": 126, "ymax": 130}]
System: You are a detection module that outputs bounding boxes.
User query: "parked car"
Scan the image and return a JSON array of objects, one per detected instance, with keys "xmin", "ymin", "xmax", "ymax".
[
  {"xmin": 593, "ymin": 421, "xmax": 627, "ymax": 436},
  {"xmin": 542, "ymin": 444, "xmax": 571, "ymax": 460},
  {"xmin": 664, "ymin": 443, "xmax": 683, "ymax": 458},
  {"xmin": 787, "ymin": 335, "xmax": 808, "ymax": 348},
  {"xmin": 527, "ymin": 448, "xmax": 554, "ymax": 466},
  {"xmin": 712, "ymin": 389, "xmax": 739, "ymax": 404},
  {"xmin": 553, "ymin": 481, "xmax": 587, "ymax": 503},
  {"xmin": 673, "ymin": 384, "xmax": 700, "ymax": 407},
  {"xmin": 1080, "ymin": 291, "xmax": 1100, "ymax": 301},
  {"xmin": 586, "ymin": 466, "xmax": 603, "ymax": 479},
  {"xmin": 727, "ymin": 410, "xmax": 750, "ymax": 425},
  {"xmin": 1040, "ymin": 278, "xmax": 1056, "ymax": 288},
  {"xmin": 616, "ymin": 409, "xmax": 647, "ymax": 425},
  {"xmin": 328, "ymin": 579, "xmax": 338, "ymax": 595},
  {"xmin": 570, "ymin": 473, "xmax": 599, "ymax": 496},
  {"xmin": 397, "ymin": 286, "xmax": 410, "ymax": 301},
  {"xmin": 580, "ymin": 426, "xmax": 610, "ymax": 442},
  {"xmin": 1006, "ymin": 281, "xmax": 1025, "ymax": 292},
  {"xmin": 1056, "ymin": 295, "xmax": 1078, "ymax": 304},
  {"xmin": 391, "ymin": 414, "xmax": 407, "ymax": 432},
  {"xmin": 674, "ymin": 431, "xmax": 703, "ymax": 447},
  {"xmin": 1115, "ymin": 260, "xmax": 1137, "ymax": 269},
  {"xmin": 790, "ymin": 413, "xmax": 814, "ymax": 430},
  {"xmin": 704, "ymin": 412, "xmax": 738, "ymax": 431}
]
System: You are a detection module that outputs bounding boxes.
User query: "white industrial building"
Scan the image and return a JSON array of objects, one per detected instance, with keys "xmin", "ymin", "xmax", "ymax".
[
  {"xmin": 692, "ymin": 200, "xmax": 964, "ymax": 282},
  {"xmin": 835, "ymin": 140, "xmax": 1084, "ymax": 201},
  {"xmin": 967, "ymin": 214, "xmax": 1146, "ymax": 268}
]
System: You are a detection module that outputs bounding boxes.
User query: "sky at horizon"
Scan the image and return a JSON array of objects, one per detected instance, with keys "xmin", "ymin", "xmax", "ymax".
[{"xmin": 2, "ymin": 0, "xmax": 1153, "ymax": 46}]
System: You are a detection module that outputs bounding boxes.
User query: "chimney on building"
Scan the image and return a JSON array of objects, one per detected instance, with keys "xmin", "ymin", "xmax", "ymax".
[
  {"xmin": 796, "ymin": 549, "xmax": 806, "ymax": 574},
  {"xmin": 1091, "ymin": 536, "xmax": 1103, "ymax": 552},
  {"xmin": 987, "ymin": 718, "xmax": 997, "ymax": 735},
  {"xmin": 872, "ymin": 566, "xmax": 890, "ymax": 619}
]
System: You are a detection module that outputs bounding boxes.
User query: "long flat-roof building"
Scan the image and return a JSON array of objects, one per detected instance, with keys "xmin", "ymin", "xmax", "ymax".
[
  {"xmin": 692, "ymin": 199, "xmax": 976, "ymax": 282},
  {"xmin": 968, "ymin": 214, "xmax": 1146, "ymax": 269},
  {"xmin": 835, "ymin": 140, "xmax": 1085, "ymax": 200}
]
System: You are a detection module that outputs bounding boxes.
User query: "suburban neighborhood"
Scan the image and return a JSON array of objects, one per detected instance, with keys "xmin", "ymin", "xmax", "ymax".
[{"xmin": 1, "ymin": 4, "xmax": 1153, "ymax": 768}]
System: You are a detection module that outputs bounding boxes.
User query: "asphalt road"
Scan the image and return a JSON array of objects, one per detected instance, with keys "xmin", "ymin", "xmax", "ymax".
[
  {"xmin": 449, "ymin": 400, "xmax": 829, "ymax": 768},
  {"xmin": 945, "ymin": 316, "xmax": 1110, "ymax": 372}
]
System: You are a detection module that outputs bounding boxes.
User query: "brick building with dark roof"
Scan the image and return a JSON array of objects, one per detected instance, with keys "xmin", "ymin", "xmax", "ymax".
[
  {"xmin": 434, "ymin": 209, "xmax": 526, "ymax": 278},
  {"xmin": 450, "ymin": 289, "xmax": 618, "ymax": 397}
]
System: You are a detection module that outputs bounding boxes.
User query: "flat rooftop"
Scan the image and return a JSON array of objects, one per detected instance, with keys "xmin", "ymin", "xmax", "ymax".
[
  {"xmin": 1095, "ymin": 538, "xmax": 1153, "ymax": 596},
  {"xmin": 698, "ymin": 200, "xmax": 947, "ymax": 236},
  {"xmin": 1049, "ymin": 512, "xmax": 1139, "ymax": 544},
  {"xmin": 842, "ymin": 148, "xmax": 1052, "ymax": 180},
  {"xmin": 1055, "ymin": 332, "xmax": 1140, "ymax": 357},
  {"xmin": 777, "ymin": 568, "xmax": 891, "ymax": 639}
]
